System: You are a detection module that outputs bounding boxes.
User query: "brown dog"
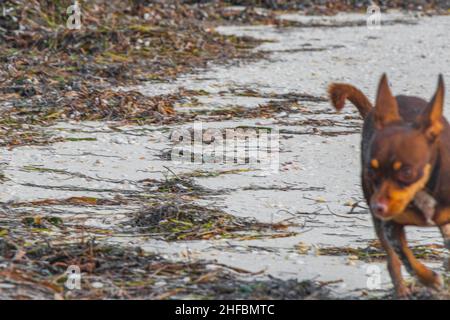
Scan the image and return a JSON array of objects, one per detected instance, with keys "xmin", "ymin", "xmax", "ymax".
[{"xmin": 328, "ymin": 74, "xmax": 449, "ymax": 298}]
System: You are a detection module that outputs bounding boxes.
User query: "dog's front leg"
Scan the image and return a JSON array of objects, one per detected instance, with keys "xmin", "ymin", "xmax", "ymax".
[
  {"xmin": 432, "ymin": 207, "xmax": 450, "ymax": 271},
  {"xmin": 372, "ymin": 218, "xmax": 410, "ymax": 298},
  {"xmin": 439, "ymin": 223, "xmax": 450, "ymax": 271},
  {"xmin": 383, "ymin": 221, "xmax": 442, "ymax": 291}
]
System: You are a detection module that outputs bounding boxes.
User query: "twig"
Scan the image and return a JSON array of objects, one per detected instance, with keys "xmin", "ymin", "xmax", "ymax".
[{"xmin": 326, "ymin": 205, "xmax": 366, "ymax": 221}]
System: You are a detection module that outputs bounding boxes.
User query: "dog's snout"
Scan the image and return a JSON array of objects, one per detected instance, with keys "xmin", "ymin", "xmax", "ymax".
[{"xmin": 371, "ymin": 201, "xmax": 388, "ymax": 217}]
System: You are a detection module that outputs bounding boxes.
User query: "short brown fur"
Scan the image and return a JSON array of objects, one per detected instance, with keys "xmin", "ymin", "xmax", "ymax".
[{"xmin": 328, "ymin": 74, "xmax": 450, "ymax": 298}]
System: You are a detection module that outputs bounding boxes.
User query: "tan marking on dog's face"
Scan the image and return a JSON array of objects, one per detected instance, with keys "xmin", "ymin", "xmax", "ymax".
[
  {"xmin": 371, "ymin": 159, "xmax": 379, "ymax": 169},
  {"xmin": 371, "ymin": 164, "xmax": 431, "ymax": 220},
  {"xmin": 393, "ymin": 161, "xmax": 402, "ymax": 171}
]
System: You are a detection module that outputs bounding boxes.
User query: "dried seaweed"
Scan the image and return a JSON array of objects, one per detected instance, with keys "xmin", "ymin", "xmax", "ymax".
[
  {"xmin": 316, "ymin": 241, "xmax": 446, "ymax": 262},
  {"xmin": 127, "ymin": 201, "xmax": 294, "ymax": 241},
  {"xmin": 0, "ymin": 238, "xmax": 330, "ymax": 299},
  {"xmin": 0, "ymin": 0, "xmax": 268, "ymax": 147}
]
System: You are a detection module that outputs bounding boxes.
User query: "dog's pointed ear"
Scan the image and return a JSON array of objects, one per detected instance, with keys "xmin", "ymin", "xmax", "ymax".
[
  {"xmin": 374, "ymin": 74, "xmax": 401, "ymax": 129},
  {"xmin": 420, "ymin": 74, "xmax": 445, "ymax": 141}
]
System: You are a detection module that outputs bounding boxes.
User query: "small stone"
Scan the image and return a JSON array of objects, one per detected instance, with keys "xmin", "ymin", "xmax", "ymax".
[
  {"xmin": 155, "ymin": 281, "xmax": 167, "ymax": 287},
  {"xmin": 91, "ymin": 282, "xmax": 104, "ymax": 289}
]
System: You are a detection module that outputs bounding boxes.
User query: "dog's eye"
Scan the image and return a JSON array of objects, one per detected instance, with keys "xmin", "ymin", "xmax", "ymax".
[{"xmin": 397, "ymin": 166, "xmax": 415, "ymax": 184}]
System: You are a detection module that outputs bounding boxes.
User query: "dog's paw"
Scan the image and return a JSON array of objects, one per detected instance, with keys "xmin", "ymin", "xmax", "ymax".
[
  {"xmin": 420, "ymin": 271, "xmax": 443, "ymax": 292},
  {"xmin": 395, "ymin": 285, "xmax": 413, "ymax": 299}
]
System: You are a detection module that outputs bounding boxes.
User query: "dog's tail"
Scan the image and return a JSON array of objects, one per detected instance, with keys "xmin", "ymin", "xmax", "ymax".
[{"xmin": 328, "ymin": 83, "xmax": 373, "ymax": 119}]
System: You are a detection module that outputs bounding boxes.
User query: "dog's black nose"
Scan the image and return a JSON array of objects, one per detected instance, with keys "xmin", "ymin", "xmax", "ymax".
[{"xmin": 371, "ymin": 202, "xmax": 388, "ymax": 217}]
